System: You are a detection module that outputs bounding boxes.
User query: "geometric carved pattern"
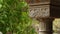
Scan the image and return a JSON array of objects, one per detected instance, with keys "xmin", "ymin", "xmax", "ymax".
[
  {"xmin": 29, "ymin": 5, "xmax": 50, "ymax": 18},
  {"xmin": 27, "ymin": 0, "xmax": 60, "ymax": 18}
]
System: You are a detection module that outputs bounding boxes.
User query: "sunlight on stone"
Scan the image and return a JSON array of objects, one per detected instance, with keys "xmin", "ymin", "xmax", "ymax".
[{"xmin": 53, "ymin": 18, "xmax": 60, "ymax": 31}]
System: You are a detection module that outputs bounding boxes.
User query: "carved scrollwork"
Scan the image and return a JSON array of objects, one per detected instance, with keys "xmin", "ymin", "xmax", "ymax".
[{"xmin": 29, "ymin": 5, "xmax": 50, "ymax": 18}]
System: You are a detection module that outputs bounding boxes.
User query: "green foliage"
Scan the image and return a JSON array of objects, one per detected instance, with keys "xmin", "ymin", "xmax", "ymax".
[{"xmin": 0, "ymin": 0, "xmax": 37, "ymax": 34}]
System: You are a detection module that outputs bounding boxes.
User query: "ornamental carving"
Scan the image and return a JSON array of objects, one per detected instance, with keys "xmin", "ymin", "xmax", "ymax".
[{"xmin": 29, "ymin": 5, "xmax": 50, "ymax": 18}]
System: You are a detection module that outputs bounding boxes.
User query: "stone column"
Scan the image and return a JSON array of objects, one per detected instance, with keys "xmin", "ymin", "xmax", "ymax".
[{"xmin": 37, "ymin": 18, "xmax": 54, "ymax": 34}]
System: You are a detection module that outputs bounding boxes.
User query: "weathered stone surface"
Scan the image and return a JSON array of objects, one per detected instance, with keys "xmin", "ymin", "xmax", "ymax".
[
  {"xmin": 29, "ymin": 5, "xmax": 50, "ymax": 18},
  {"xmin": 50, "ymin": 0, "xmax": 60, "ymax": 18},
  {"xmin": 29, "ymin": 3, "xmax": 60, "ymax": 18},
  {"xmin": 50, "ymin": 6, "xmax": 60, "ymax": 18},
  {"xmin": 51, "ymin": 0, "xmax": 60, "ymax": 6},
  {"xmin": 26, "ymin": 0, "xmax": 50, "ymax": 4},
  {"xmin": 38, "ymin": 18, "xmax": 54, "ymax": 34}
]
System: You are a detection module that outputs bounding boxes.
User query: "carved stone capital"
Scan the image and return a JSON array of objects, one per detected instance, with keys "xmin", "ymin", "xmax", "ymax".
[
  {"xmin": 38, "ymin": 18, "xmax": 54, "ymax": 34},
  {"xmin": 29, "ymin": 5, "xmax": 50, "ymax": 18}
]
